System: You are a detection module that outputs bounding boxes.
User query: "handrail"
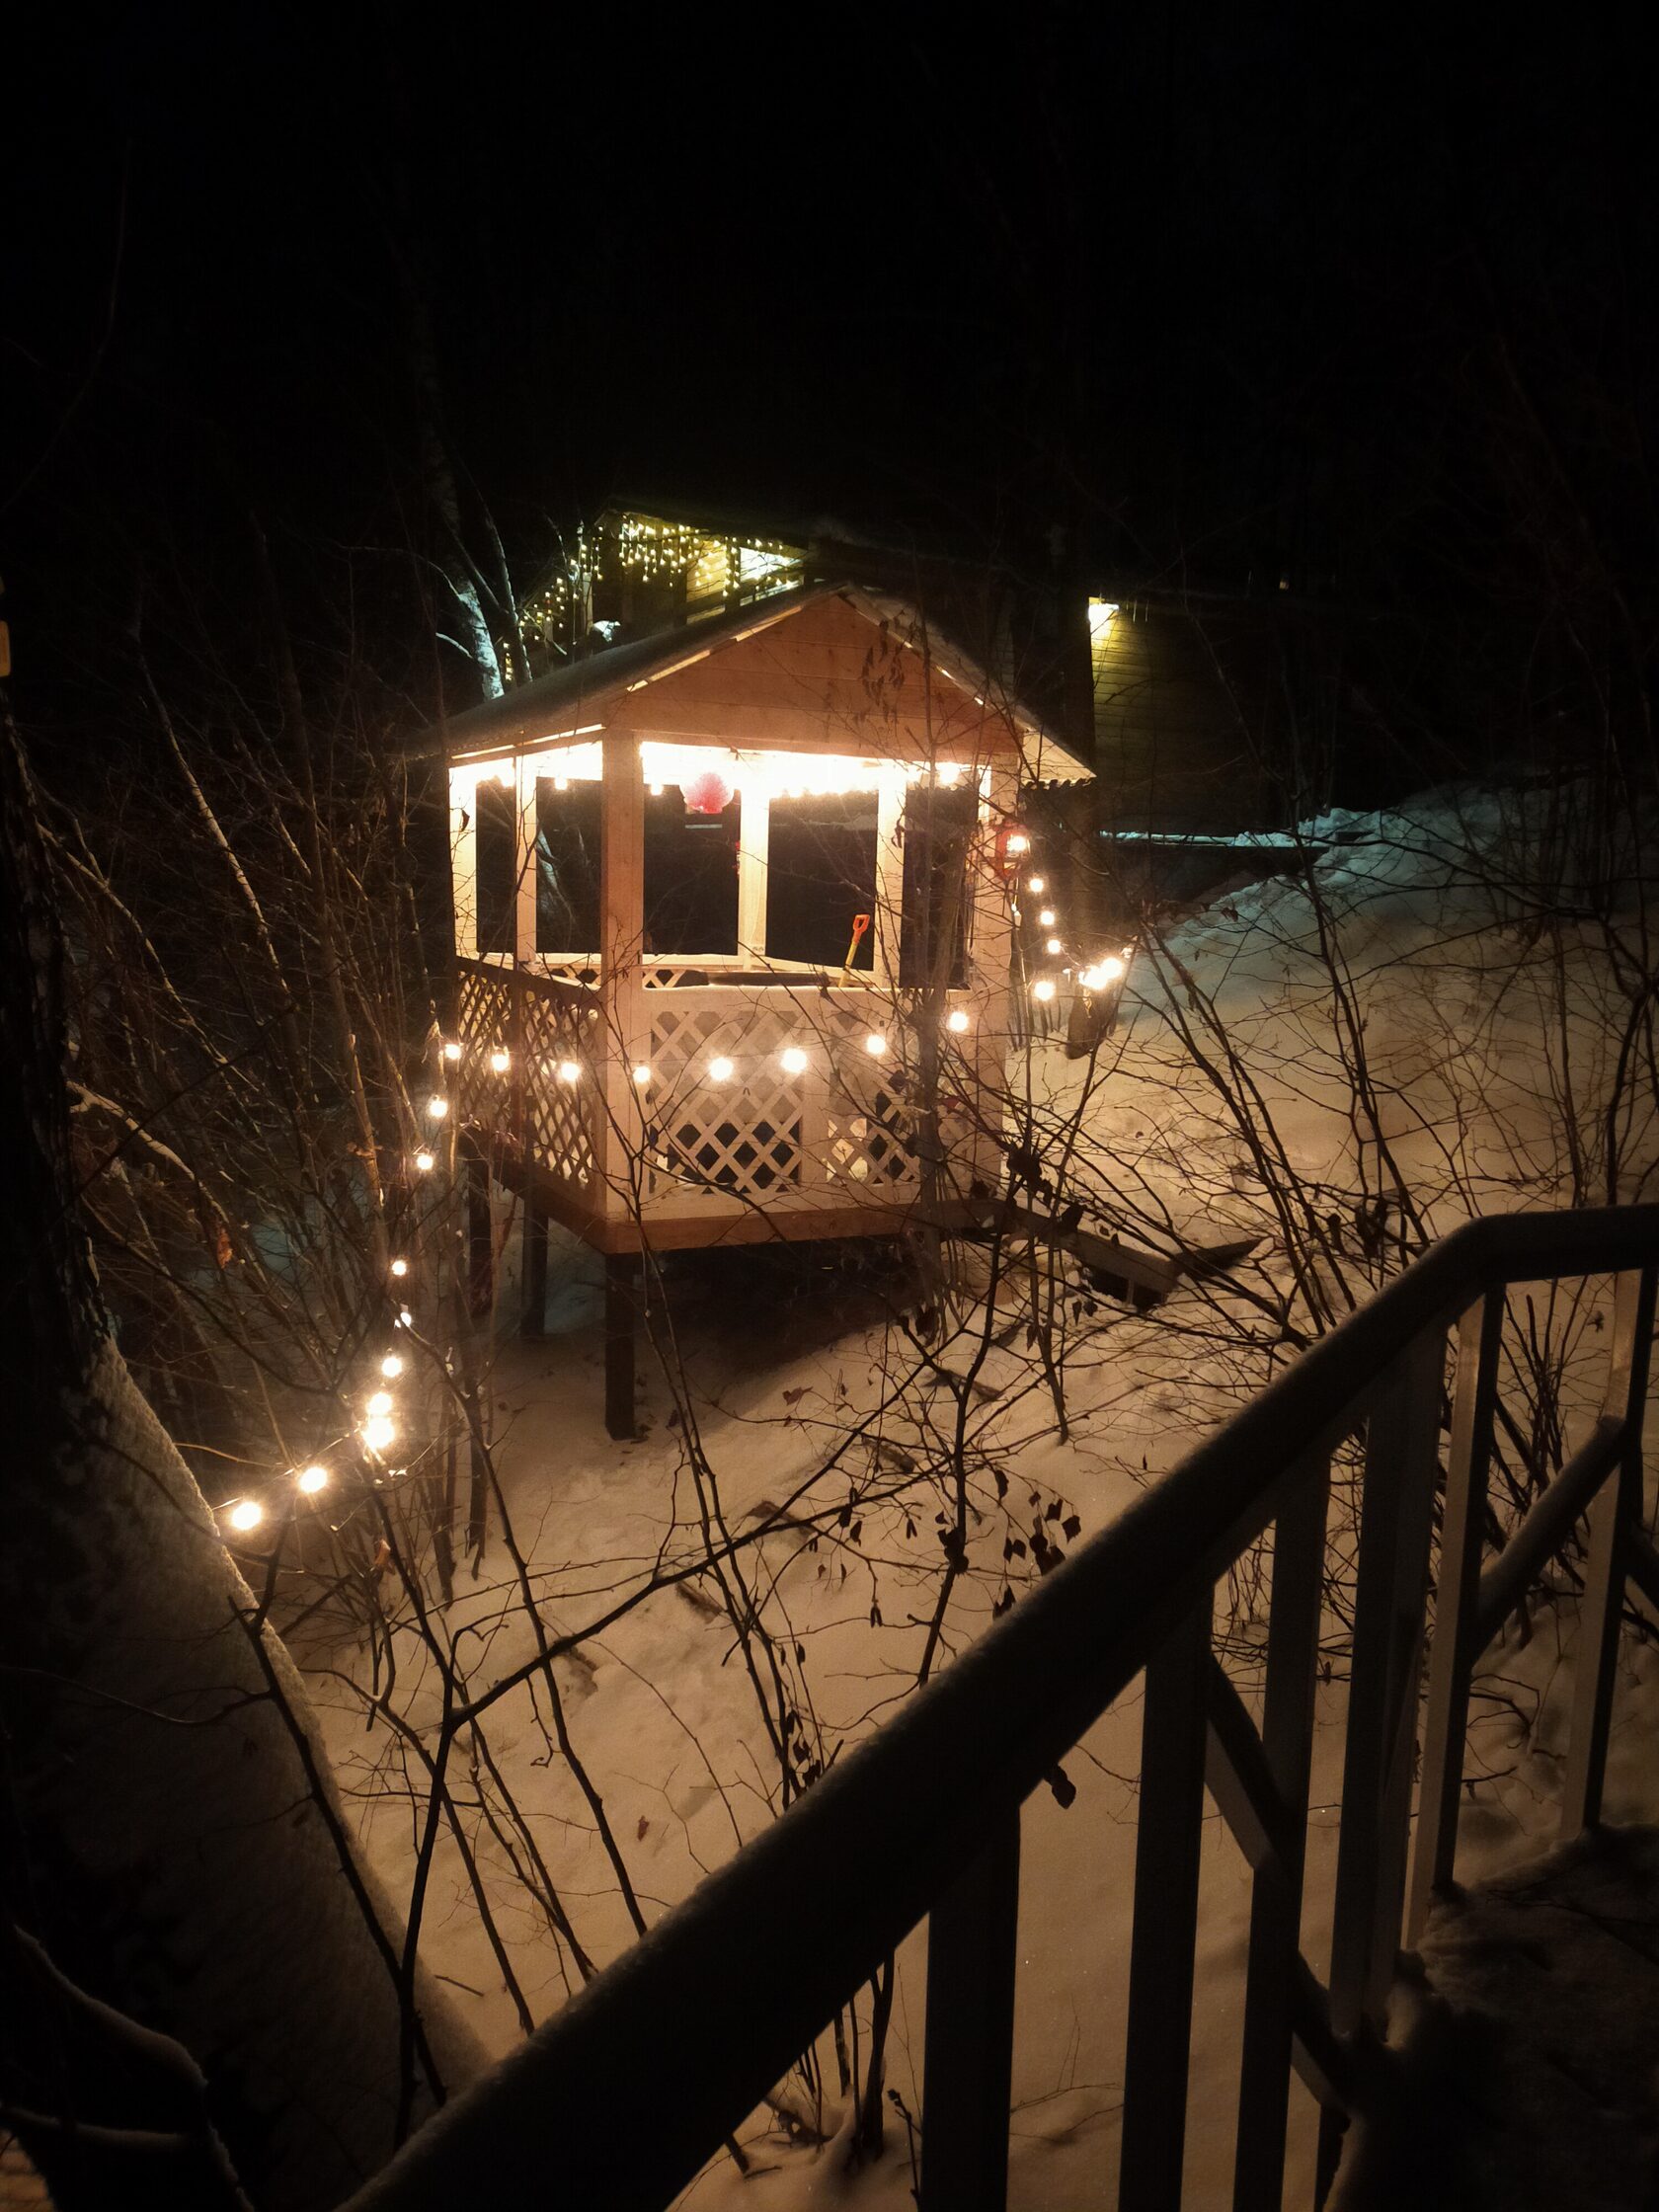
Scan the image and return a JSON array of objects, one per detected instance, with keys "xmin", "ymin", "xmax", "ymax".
[{"xmin": 347, "ymin": 1206, "xmax": 1659, "ymax": 2212}]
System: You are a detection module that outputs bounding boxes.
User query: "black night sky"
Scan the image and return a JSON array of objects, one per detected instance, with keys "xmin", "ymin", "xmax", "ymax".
[{"xmin": 5, "ymin": 9, "xmax": 1655, "ymax": 740}]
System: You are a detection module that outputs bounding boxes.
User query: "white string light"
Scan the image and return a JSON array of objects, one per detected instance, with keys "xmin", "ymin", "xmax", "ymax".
[
  {"xmin": 1006, "ymin": 831, "xmax": 1030, "ymax": 855},
  {"xmin": 296, "ymin": 1464, "xmax": 329, "ymax": 1495},
  {"xmin": 414, "ymin": 1149, "xmax": 435, "ymax": 1173},
  {"xmin": 362, "ymin": 1415, "xmax": 396, "ymax": 1454},
  {"xmin": 367, "ymin": 1389, "xmax": 394, "ymax": 1417},
  {"xmin": 946, "ymin": 1008, "xmax": 970, "ymax": 1034},
  {"xmin": 1027, "ymin": 875, "xmax": 1046, "ymax": 895},
  {"xmin": 489, "ymin": 1049, "xmax": 511, "ymax": 1073},
  {"xmin": 708, "ymin": 1055, "xmax": 735, "ymax": 1082},
  {"xmin": 1038, "ymin": 908, "xmax": 1057, "ymax": 927},
  {"xmin": 864, "ymin": 1032, "xmax": 888, "ymax": 1057},
  {"xmin": 1046, "ymin": 936, "xmax": 1063, "ymax": 956},
  {"xmin": 389, "ymin": 1257, "xmax": 409, "ymax": 1278},
  {"xmin": 632, "ymin": 1064, "xmax": 652, "ymax": 1085},
  {"xmin": 779, "ymin": 1047, "xmax": 809, "ymax": 1075},
  {"xmin": 380, "ymin": 1353, "xmax": 404, "ymax": 1379},
  {"xmin": 556, "ymin": 1060, "xmax": 582, "ymax": 1084},
  {"xmin": 442, "ymin": 1040, "xmax": 462, "ymax": 1063},
  {"xmin": 1080, "ymin": 954, "xmax": 1128, "ymax": 990},
  {"xmin": 1032, "ymin": 979, "xmax": 1058, "ymax": 1002},
  {"xmin": 228, "ymin": 1499, "xmax": 264, "ymax": 1533},
  {"xmin": 426, "ymin": 1095, "xmax": 449, "ymax": 1120}
]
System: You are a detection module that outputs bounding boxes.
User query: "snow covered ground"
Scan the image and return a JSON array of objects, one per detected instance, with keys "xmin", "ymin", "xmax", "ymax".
[{"xmin": 298, "ymin": 784, "xmax": 1659, "ymax": 2206}]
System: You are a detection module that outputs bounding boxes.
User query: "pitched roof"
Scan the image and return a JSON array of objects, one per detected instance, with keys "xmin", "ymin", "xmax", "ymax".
[{"xmin": 421, "ymin": 582, "xmax": 1092, "ymax": 781}]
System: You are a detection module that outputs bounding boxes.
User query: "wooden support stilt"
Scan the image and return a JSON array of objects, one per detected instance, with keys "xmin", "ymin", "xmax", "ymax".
[
  {"xmin": 604, "ymin": 1254, "xmax": 638, "ymax": 1442},
  {"xmin": 463, "ymin": 1145, "xmax": 494, "ymax": 1318},
  {"xmin": 520, "ymin": 1195, "xmax": 548, "ymax": 1341}
]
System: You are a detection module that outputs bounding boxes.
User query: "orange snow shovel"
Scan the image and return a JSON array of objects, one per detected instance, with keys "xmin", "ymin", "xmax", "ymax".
[{"xmin": 843, "ymin": 911, "xmax": 872, "ymax": 974}]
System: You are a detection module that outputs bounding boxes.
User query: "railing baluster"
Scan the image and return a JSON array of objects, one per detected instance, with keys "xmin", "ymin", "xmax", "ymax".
[
  {"xmin": 1407, "ymin": 1294, "xmax": 1504, "ymax": 1941},
  {"xmin": 1560, "ymin": 1264, "xmax": 1659, "ymax": 1838},
  {"xmin": 1317, "ymin": 1329, "xmax": 1443, "ymax": 2200},
  {"xmin": 920, "ymin": 1806, "xmax": 1021, "ymax": 2212},
  {"xmin": 1120, "ymin": 1598, "xmax": 1213, "ymax": 2212},
  {"xmin": 1232, "ymin": 1454, "xmax": 1331, "ymax": 2212}
]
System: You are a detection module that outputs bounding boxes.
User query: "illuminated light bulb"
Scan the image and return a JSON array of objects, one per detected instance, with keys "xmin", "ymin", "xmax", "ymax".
[
  {"xmin": 556, "ymin": 1060, "xmax": 582, "ymax": 1084},
  {"xmin": 228, "ymin": 1499, "xmax": 264, "ymax": 1533},
  {"xmin": 708, "ymin": 1055, "xmax": 735, "ymax": 1082},
  {"xmin": 1006, "ymin": 831, "xmax": 1030, "ymax": 855},
  {"xmin": 1046, "ymin": 936, "xmax": 1064, "ymax": 956},
  {"xmin": 1038, "ymin": 908, "xmax": 1056, "ymax": 927},
  {"xmin": 426, "ymin": 1094, "xmax": 448, "ymax": 1120},
  {"xmin": 1027, "ymin": 875, "xmax": 1046, "ymax": 895},
  {"xmin": 946, "ymin": 1008, "xmax": 970, "ymax": 1034},
  {"xmin": 367, "ymin": 1389, "xmax": 393, "ymax": 1417},
  {"xmin": 779, "ymin": 1046, "xmax": 809, "ymax": 1075},
  {"xmin": 864, "ymin": 1032, "xmax": 888, "ymax": 1057},
  {"xmin": 442, "ymin": 1040, "xmax": 462, "ymax": 1063},
  {"xmin": 632, "ymin": 1064, "xmax": 652, "ymax": 1086},
  {"xmin": 489, "ymin": 1048, "xmax": 511, "ymax": 1073},
  {"xmin": 362, "ymin": 1416, "xmax": 396, "ymax": 1454},
  {"xmin": 380, "ymin": 1353, "xmax": 404, "ymax": 1379},
  {"xmin": 1081, "ymin": 954, "xmax": 1128, "ymax": 991},
  {"xmin": 296, "ymin": 1464, "xmax": 329, "ymax": 1495},
  {"xmin": 1032, "ymin": 979, "xmax": 1058, "ymax": 1003},
  {"xmin": 389, "ymin": 1257, "xmax": 409, "ymax": 1278},
  {"xmin": 414, "ymin": 1149, "xmax": 435, "ymax": 1173}
]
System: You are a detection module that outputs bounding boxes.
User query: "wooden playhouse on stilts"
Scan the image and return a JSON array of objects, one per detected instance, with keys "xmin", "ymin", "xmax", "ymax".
[{"xmin": 436, "ymin": 583, "xmax": 1091, "ymax": 1434}]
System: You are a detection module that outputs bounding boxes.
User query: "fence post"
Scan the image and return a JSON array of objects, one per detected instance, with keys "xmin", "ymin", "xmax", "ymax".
[
  {"xmin": 1317, "ymin": 1328, "xmax": 1443, "ymax": 2198},
  {"xmin": 1120, "ymin": 1598, "xmax": 1212, "ymax": 2212},
  {"xmin": 1232, "ymin": 1455, "xmax": 1331, "ymax": 2212},
  {"xmin": 1407, "ymin": 1294, "xmax": 1503, "ymax": 1941},
  {"xmin": 1560, "ymin": 1265, "xmax": 1658, "ymax": 1838},
  {"xmin": 919, "ymin": 1806, "xmax": 1021, "ymax": 2212}
]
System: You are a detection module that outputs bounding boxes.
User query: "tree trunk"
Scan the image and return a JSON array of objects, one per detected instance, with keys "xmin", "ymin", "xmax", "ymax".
[{"xmin": 0, "ymin": 721, "xmax": 479, "ymax": 2210}]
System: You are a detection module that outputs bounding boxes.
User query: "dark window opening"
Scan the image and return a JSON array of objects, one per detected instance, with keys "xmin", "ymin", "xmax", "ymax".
[
  {"xmin": 645, "ymin": 787, "xmax": 740, "ymax": 956},
  {"xmin": 764, "ymin": 791, "xmax": 878, "ymax": 969},
  {"xmin": 475, "ymin": 782, "xmax": 517, "ymax": 956},
  {"xmin": 535, "ymin": 780, "xmax": 601, "ymax": 954},
  {"xmin": 900, "ymin": 784, "xmax": 976, "ymax": 988}
]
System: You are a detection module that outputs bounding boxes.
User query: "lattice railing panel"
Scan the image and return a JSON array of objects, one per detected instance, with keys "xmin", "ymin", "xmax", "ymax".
[
  {"xmin": 825, "ymin": 1062, "xmax": 921, "ymax": 1194},
  {"xmin": 522, "ymin": 983, "xmax": 601, "ymax": 1191},
  {"xmin": 457, "ymin": 965, "xmax": 513, "ymax": 1133},
  {"xmin": 645, "ymin": 998, "xmax": 809, "ymax": 1203}
]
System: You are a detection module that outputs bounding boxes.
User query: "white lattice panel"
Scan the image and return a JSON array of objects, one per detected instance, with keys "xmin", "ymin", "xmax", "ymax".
[
  {"xmin": 457, "ymin": 965, "xmax": 513, "ymax": 1132},
  {"xmin": 825, "ymin": 1062, "xmax": 921, "ymax": 1194},
  {"xmin": 645, "ymin": 997, "xmax": 807, "ymax": 1202},
  {"xmin": 523, "ymin": 984, "xmax": 601, "ymax": 1191}
]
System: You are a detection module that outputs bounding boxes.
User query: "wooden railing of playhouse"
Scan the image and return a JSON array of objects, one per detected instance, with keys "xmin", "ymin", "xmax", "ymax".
[
  {"xmin": 346, "ymin": 1206, "xmax": 1659, "ymax": 2212},
  {"xmin": 455, "ymin": 955, "xmax": 991, "ymax": 1223}
]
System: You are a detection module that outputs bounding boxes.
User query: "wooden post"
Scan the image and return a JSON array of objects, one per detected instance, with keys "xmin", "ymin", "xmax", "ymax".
[
  {"xmin": 1119, "ymin": 1599, "xmax": 1212, "ymax": 2212},
  {"xmin": 519, "ymin": 1194, "xmax": 548, "ymax": 1340},
  {"xmin": 598, "ymin": 727, "xmax": 646, "ymax": 1229},
  {"xmin": 604, "ymin": 1253, "xmax": 638, "ymax": 1441},
  {"xmin": 514, "ymin": 753, "xmax": 537, "ymax": 967},
  {"xmin": 1559, "ymin": 1264, "xmax": 1657, "ymax": 1837},
  {"xmin": 737, "ymin": 778, "xmax": 770, "ymax": 958},
  {"xmin": 462, "ymin": 1143, "xmax": 494, "ymax": 1318},
  {"xmin": 920, "ymin": 1806, "xmax": 1021, "ymax": 2212}
]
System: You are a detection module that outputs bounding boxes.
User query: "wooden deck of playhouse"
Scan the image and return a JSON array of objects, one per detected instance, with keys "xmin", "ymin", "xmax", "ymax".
[{"xmin": 438, "ymin": 584, "xmax": 1091, "ymax": 1430}]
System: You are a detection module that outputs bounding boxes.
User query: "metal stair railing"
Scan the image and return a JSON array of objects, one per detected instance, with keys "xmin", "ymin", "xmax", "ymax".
[{"xmin": 346, "ymin": 1206, "xmax": 1659, "ymax": 2212}]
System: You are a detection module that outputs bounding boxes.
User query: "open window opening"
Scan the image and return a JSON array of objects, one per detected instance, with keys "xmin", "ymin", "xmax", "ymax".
[
  {"xmin": 475, "ymin": 780, "xmax": 517, "ymax": 956},
  {"xmin": 765, "ymin": 790, "xmax": 878, "ymax": 969},
  {"xmin": 535, "ymin": 779, "xmax": 601, "ymax": 954},
  {"xmin": 645, "ymin": 786, "xmax": 740, "ymax": 956},
  {"xmin": 900, "ymin": 783, "xmax": 976, "ymax": 988}
]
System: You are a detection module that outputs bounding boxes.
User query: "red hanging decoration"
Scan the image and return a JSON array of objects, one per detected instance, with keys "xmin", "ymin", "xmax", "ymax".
[{"xmin": 683, "ymin": 769, "xmax": 735, "ymax": 817}]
